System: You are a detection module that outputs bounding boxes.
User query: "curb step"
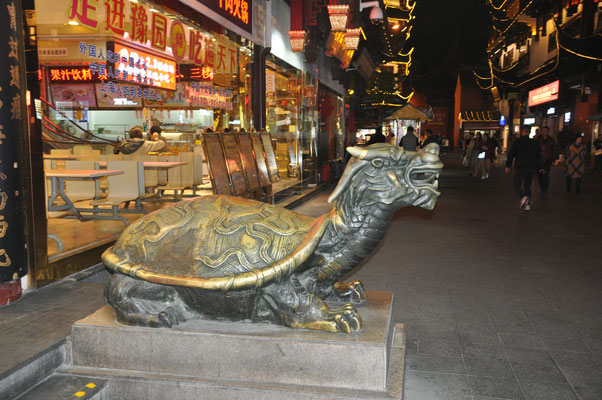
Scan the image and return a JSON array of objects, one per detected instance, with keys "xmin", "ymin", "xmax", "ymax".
[
  {"xmin": 14, "ymin": 373, "xmax": 108, "ymax": 400},
  {"xmin": 56, "ymin": 365, "xmax": 398, "ymax": 400}
]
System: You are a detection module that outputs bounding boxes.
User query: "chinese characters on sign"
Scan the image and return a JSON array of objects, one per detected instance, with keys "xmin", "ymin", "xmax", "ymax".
[
  {"xmin": 528, "ymin": 80, "xmax": 559, "ymax": 107},
  {"xmin": 187, "ymin": 83, "xmax": 233, "ymax": 110},
  {"xmin": 78, "ymin": 41, "xmax": 176, "ymax": 91},
  {"xmin": 0, "ymin": 0, "xmax": 27, "ymax": 282},
  {"xmin": 49, "ymin": 66, "xmax": 104, "ymax": 82},
  {"xmin": 65, "ymin": 0, "xmax": 248, "ymax": 67},
  {"xmin": 113, "ymin": 43, "xmax": 177, "ymax": 90}
]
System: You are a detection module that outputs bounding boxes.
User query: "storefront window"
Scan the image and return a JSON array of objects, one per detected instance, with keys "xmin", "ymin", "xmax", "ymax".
[
  {"xmin": 265, "ymin": 56, "xmax": 318, "ymax": 190},
  {"xmin": 34, "ymin": 0, "xmax": 254, "ymax": 284}
]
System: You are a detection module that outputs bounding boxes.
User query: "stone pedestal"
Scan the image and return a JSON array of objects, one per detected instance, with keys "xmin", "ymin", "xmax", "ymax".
[{"xmin": 66, "ymin": 292, "xmax": 406, "ymax": 399}]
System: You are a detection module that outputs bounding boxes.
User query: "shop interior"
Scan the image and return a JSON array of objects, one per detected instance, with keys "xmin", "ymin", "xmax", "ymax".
[{"xmin": 33, "ymin": 0, "xmax": 265, "ymax": 285}]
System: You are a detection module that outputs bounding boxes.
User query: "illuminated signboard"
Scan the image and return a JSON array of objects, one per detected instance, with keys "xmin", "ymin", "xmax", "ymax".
[
  {"xmin": 113, "ymin": 43, "xmax": 177, "ymax": 90},
  {"xmin": 528, "ymin": 80, "xmax": 559, "ymax": 107},
  {"xmin": 524, "ymin": 117, "xmax": 536, "ymax": 125},
  {"xmin": 48, "ymin": 66, "xmax": 105, "ymax": 82},
  {"xmin": 203, "ymin": 0, "xmax": 252, "ymax": 34},
  {"xmin": 178, "ymin": 64, "xmax": 214, "ymax": 81}
]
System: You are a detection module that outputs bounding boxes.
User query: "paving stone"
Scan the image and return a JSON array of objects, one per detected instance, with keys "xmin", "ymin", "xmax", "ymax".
[
  {"xmin": 512, "ymin": 362, "xmax": 567, "ymax": 383},
  {"xmin": 505, "ymin": 348, "xmax": 556, "ymax": 366},
  {"xmin": 467, "ymin": 376, "xmax": 524, "ymax": 399},
  {"xmin": 406, "ymin": 354, "xmax": 466, "ymax": 374},
  {"xmin": 519, "ymin": 381, "xmax": 578, "ymax": 400},
  {"xmin": 458, "ymin": 330, "xmax": 501, "ymax": 346},
  {"xmin": 491, "ymin": 317, "xmax": 535, "ymax": 334},
  {"xmin": 540, "ymin": 336, "xmax": 591, "ymax": 353},
  {"xmin": 463, "ymin": 358, "xmax": 515, "ymax": 379},
  {"xmin": 583, "ymin": 338, "xmax": 602, "ymax": 354},
  {"xmin": 405, "ymin": 370, "xmax": 471, "ymax": 400},
  {"xmin": 417, "ymin": 337, "xmax": 463, "ymax": 357},
  {"xmin": 549, "ymin": 351, "xmax": 602, "ymax": 374},
  {"xmin": 570, "ymin": 382, "xmax": 602, "ymax": 400},
  {"xmin": 461, "ymin": 343, "xmax": 507, "ymax": 361},
  {"xmin": 497, "ymin": 333, "xmax": 546, "ymax": 349}
]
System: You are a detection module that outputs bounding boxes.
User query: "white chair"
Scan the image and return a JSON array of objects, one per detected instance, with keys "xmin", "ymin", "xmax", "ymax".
[
  {"xmin": 77, "ymin": 149, "xmax": 100, "ymax": 161},
  {"xmin": 73, "ymin": 144, "xmax": 93, "ymax": 155},
  {"xmin": 50, "ymin": 149, "xmax": 72, "ymax": 156},
  {"xmin": 64, "ymin": 160, "xmax": 99, "ymax": 202},
  {"xmin": 157, "ymin": 153, "xmax": 194, "ymax": 200},
  {"xmin": 89, "ymin": 161, "xmax": 144, "ymax": 225}
]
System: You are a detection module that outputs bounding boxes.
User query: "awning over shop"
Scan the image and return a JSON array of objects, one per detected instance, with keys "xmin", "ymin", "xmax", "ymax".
[{"xmin": 387, "ymin": 103, "xmax": 433, "ymax": 121}]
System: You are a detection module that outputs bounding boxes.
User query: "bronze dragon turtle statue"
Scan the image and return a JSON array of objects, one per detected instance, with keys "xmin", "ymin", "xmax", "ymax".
[{"xmin": 103, "ymin": 143, "xmax": 443, "ymax": 333}]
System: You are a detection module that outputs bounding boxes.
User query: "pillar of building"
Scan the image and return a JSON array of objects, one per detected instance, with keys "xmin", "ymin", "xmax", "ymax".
[{"xmin": 0, "ymin": 0, "xmax": 30, "ymax": 304}]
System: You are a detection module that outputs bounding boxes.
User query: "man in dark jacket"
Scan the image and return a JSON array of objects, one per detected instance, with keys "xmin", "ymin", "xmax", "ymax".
[
  {"xmin": 400, "ymin": 126, "xmax": 418, "ymax": 151},
  {"xmin": 420, "ymin": 129, "xmax": 441, "ymax": 149},
  {"xmin": 505, "ymin": 127, "xmax": 544, "ymax": 210},
  {"xmin": 537, "ymin": 126, "xmax": 555, "ymax": 193}
]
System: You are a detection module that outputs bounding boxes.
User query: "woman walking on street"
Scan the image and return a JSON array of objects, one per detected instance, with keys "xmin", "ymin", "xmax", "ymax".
[
  {"xmin": 476, "ymin": 135, "xmax": 496, "ymax": 179},
  {"xmin": 565, "ymin": 135, "xmax": 585, "ymax": 194}
]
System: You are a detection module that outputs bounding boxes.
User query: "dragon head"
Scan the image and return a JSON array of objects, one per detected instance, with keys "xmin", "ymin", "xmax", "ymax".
[{"xmin": 328, "ymin": 143, "xmax": 443, "ymax": 211}]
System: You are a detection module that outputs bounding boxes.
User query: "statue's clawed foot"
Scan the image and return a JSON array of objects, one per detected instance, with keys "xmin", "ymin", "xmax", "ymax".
[
  {"xmin": 328, "ymin": 280, "xmax": 366, "ymax": 304},
  {"xmin": 292, "ymin": 295, "xmax": 362, "ymax": 333}
]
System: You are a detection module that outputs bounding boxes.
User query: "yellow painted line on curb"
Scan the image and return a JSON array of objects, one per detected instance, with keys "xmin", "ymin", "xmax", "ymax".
[
  {"xmin": 85, "ymin": 383, "xmax": 96, "ymax": 388},
  {"xmin": 74, "ymin": 391, "xmax": 86, "ymax": 397}
]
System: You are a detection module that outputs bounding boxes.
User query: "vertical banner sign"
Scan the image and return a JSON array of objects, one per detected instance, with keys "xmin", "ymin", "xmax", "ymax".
[{"xmin": 0, "ymin": 0, "xmax": 27, "ymax": 283}]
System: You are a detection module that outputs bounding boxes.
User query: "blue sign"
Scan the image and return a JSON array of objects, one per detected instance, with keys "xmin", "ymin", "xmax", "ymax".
[{"xmin": 499, "ymin": 116, "xmax": 506, "ymax": 126}]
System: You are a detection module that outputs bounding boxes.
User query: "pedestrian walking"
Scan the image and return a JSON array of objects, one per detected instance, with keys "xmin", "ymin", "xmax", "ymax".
[
  {"xmin": 565, "ymin": 135, "xmax": 585, "ymax": 194},
  {"xmin": 400, "ymin": 126, "xmax": 418, "ymax": 151},
  {"xmin": 475, "ymin": 135, "xmax": 495, "ymax": 179},
  {"xmin": 420, "ymin": 129, "xmax": 440, "ymax": 149},
  {"xmin": 537, "ymin": 126, "xmax": 555, "ymax": 193},
  {"xmin": 505, "ymin": 127, "xmax": 543, "ymax": 211},
  {"xmin": 470, "ymin": 133, "xmax": 482, "ymax": 178},
  {"xmin": 366, "ymin": 126, "xmax": 386, "ymax": 145}
]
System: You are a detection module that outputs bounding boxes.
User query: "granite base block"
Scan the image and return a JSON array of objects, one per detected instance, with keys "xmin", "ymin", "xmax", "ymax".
[{"xmin": 68, "ymin": 291, "xmax": 405, "ymax": 399}]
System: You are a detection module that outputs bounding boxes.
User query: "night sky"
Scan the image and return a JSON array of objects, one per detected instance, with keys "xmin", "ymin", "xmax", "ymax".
[{"xmin": 408, "ymin": 0, "xmax": 492, "ymax": 99}]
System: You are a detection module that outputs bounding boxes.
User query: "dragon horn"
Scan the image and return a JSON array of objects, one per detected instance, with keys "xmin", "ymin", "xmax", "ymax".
[
  {"xmin": 347, "ymin": 144, "xmax": 392, "ymax": 161},
  {"xmin": 328, "ymin": 157, "xmax": 365, "ymax": 203}
]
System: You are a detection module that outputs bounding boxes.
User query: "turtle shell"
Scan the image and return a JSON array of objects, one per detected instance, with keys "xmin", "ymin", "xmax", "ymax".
[{"xmin": 102, "ymin": 195, "xmax": 331, "ymax": 290}]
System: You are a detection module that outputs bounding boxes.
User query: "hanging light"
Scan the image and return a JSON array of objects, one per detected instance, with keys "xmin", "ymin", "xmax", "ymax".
[
  {"xmin": 344, "ymin": 28, "xmax": 361, "ymax": 50},
  {"xmin": 288, "ymin": 30, "xmax": 307, "ymax": 52},
  {"xmin": 327, "ymin": 4, "xmax": 349, "ymax": 31}
]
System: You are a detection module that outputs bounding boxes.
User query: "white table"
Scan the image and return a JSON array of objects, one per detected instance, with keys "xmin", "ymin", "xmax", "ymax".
[
  {"xmin": 97, "ymin": 161, "xmax": 187, "ymax": 169},
  {"xmin": 46, "ymin": 169, "xmax": 123, "ymax": 220},
  {"xmin": 43, "ymin": 154, "xmax": 77, "ymax": 160}
]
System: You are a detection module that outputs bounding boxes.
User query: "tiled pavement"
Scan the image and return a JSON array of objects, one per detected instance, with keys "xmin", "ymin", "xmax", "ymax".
[
  {"xmin": 296, "ymin": 154, "xmax": 602, "ymax": 400},
  {"xmin": 2, "ymin": 152, "xmax": 601, "ymax": 399}
]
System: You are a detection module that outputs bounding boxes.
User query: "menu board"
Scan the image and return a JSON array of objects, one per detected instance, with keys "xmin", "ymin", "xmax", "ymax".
[
  {"xmin": 250, "ymin": 134, "xmax": 272, "ymax": 188},
  {"xmin": 201, "ymin": 133, "xmax": 232, "ymax": 195},
  {"xmin": 261, "ymin": 133, "xmax": 281, "ymax": 183},
  {"xmin": 236, "ymin": 133, "xmax": 261, "ymax": 192},
  {"xmin": 51, "ymin": 83, "xmax": 97, "ymax": 108},
  {"xmin": 219, "ymin": 133, "xmax": 248, "ymax": 196}
]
